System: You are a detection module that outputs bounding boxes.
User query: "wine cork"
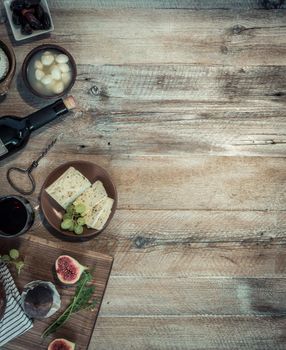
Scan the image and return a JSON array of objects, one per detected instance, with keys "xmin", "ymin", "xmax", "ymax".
[{"xmin": 63, "ymin": 96, "xmax": 76, "ymax": 110}]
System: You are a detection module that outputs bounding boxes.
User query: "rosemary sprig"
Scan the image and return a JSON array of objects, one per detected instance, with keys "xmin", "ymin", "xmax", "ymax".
[{"xmin": 42, "ymin": 271, "xmax": 97, "ymax": 338}]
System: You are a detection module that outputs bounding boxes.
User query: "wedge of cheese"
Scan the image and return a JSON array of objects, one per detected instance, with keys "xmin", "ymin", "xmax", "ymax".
[
  {"xmin": 45, "ymin": 166, "xmax": 91, "ymax": 209},
  {"xmin": 85, "ymin": 197, "xmax": 114, "ymax": 230},
  {"xmin": 73, "ymin": 180, "xmax": 107, "ymax": 215}
]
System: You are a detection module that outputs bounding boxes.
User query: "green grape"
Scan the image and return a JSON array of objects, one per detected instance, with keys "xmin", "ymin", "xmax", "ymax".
[
  {"xmin": 1, "ymin": 254, "xmax": 11, "ymax": 263},
  {"xmin": 61, "ymin": 218, "xmax": 73, "ymax": 230},
  {"xmin": 66, "ymin": 205, "xmax": 74, "ymax": 214},
  {"xmin": 74, "ymin": 225, "xmax": 84, "ymax": 235},
  {"xmin": 9, "ymin": 249, "xmax": 20, "ymax": 260},
  {"xmin": 77, "ymin": 217, "xmax": 85, "ymax": 226},
  {"xmin": 68, "ymin": 222, "xmax": 75, "ymax": 232},
  {"xmin": 74, "ymin": 203, "xmax": 86, "ymax": 214},
  {"xmin": 63, "ymin": 213, "xmax": 72, "ymax": 220}
]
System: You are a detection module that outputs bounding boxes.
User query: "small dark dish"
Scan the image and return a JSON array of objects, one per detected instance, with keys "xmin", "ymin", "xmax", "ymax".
[
  {"xmin": 0, "ymin": 281, "xmax": 6, "ymax": 321},
  {"xmin": 0, "ymin": 40, "xmax": 16, "ymax": 96},
  {"xmin": 40, "ymin": 161, "xmax": 117, "ymax": 241},
  {"xmin": 22, "ymin": 44, "xmax": 77, "ymax": 99}
]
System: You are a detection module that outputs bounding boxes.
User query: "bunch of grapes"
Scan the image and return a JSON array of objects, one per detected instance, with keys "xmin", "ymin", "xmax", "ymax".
[
  {"xmin": 61, "ymin": 204, "xmax": 86, "ymax": 235},
  {"xmin": 0, "ymin": 249, "xmax": 25, "ymax": 274}
]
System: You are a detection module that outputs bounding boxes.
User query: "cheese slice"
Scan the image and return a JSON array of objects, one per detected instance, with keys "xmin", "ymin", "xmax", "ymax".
[
  {"xmin": 45, "ymin": 166, "xmax": 91, "ymax": 209},
  {"xmin": 73, "ymin": 180, "xmax": 107, "ymax": 215},
  {"xmin": 85, "ymin": 197, "xmax": 114, "ymax": 230}
]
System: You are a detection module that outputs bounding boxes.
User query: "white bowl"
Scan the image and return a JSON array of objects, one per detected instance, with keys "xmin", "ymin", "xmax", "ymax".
[{"xmin": 4, "ymin": 0, "xmax": 54, "ymax": 41}]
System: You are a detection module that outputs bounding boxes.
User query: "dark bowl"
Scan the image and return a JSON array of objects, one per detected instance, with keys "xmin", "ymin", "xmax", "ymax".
[
  {"xmin": 0, "ymin": 281, "xmax": 6, "ymax": 321},
  {"xmin": 22, "ymin": 44, "xmax": 77, "ymax": 99},
  {"xmin": 40, "ymin": 161, "xmax": 117, "ymax": 241},
  {"xmin": 0, "ymin": 40, "xmax": 16, "ymax": 96}
]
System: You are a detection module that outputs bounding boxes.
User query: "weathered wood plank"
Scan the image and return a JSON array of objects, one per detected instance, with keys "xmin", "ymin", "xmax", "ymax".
[
  {"xmin": 37, "ymin": 111, "xmax": 286, "ymax": 157},
  {"xmin": 78, "ymin": 209, "xmax": 286, "ymax": 250},
  {"xmin": 101, "ymin": 276, "xmax": 286, "ymax": 316},
  {"xmin": 2, "ymin": 154, "xmax": 285, "ymax": 211},
  {"xmin": 3, "ymin": 108, "xmax": 286, "ymax": 158},
  {"xmin": 25, "ymin": 208, "xmax": 286, "ymax": 268},
  {"xmin": 1, "ymin": 9, "xmax": 286, "ymax": 65},
  {"xmin": 2, "ymin": 63, "xmax": 286, "ymax": 156},
  {"xmin": 2, "ymin": 63, "xmax": 286, "ymax": 113},
  {"xmin": 19, "ymin": 229, "xmax": 286, "ymax": 278},
  {"xmin": 49, "ymin": 0, "xmax": 286, "ymax": 10},
  {"xmin": 74, "ymin": 64, "xmax": 286, "ymax": 114},
  {"xmin": 109, "ymin": 244, "xmax": 286, "ymax": 277},
  {"xmin": 91, "ymin": 315, "xmax": 286, "ymax": 350},
  {"xmin": 101, "ymin": 276, "xmax": 286, "ymax": 317},
  {"xmin": 23, "ymin": 209, "xmax": 286, "ymax": 278},
  {"xmin": 27, "ymin": 219, "xmax": 286, "ymax": 278}
]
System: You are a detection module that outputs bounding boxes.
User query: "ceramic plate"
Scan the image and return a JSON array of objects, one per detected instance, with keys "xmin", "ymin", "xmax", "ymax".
[{"xmin": 40, "ymin": 161, "xmax": 117, "ymax": 241}]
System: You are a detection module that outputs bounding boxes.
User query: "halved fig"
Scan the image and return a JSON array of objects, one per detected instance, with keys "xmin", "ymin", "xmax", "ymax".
[
  {"xmin": 48, "ymin": 338, "xmax": 75, "ymax": 350},
  {"xmin": 55, "ymin": 255, "xmax": 87, "ymax": 285}
]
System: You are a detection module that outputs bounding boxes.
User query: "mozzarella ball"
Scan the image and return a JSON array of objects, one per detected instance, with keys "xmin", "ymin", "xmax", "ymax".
[
  {"xmin": 58, "ymin": 63, "xmax": 70, "ymax": 73},
  {"xmin": 52, "ymin": 81, "xmax": 65, "ymax": 94},
  {"xmin": 34, "ymin": 60, "xmax": 43, "ymax": 70},
  {"xmin": 56, "ymin": 54, "xmax": 69, "ymax": 64},
  {"xmin": 61, "ymin": 71, "xmax": 72, "ymax": 85},
  {"xmin": 41, "ymin": 74, "xmax": 53, "ymax": 85},
  {"xmin": 41, "ymin": 54, "xmax": 55, "ymax": 66},
  {"xmin": 35, "ymin": 69, "xmax": 45, "ymax": 81},
  {"xmin": 51, "ymin": 66, "xmax": 62, "ymax": 80}
]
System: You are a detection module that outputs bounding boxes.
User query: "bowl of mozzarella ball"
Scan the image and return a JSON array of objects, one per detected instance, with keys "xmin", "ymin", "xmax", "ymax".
[{"xmin": 22, "ymin": 44, "xmax": 76, "ymax": 98}]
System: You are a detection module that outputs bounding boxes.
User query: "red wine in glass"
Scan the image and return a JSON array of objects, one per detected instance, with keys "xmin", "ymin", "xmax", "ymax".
[{"xmin": 0, "ymin": 196, "xmax": 34, "ymax": 237}]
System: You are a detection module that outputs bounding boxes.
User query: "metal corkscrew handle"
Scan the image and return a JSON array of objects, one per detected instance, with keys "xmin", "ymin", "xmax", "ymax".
[{"xmin": 6, "ymin": 137, "xmax": 59, "ymax": 196}]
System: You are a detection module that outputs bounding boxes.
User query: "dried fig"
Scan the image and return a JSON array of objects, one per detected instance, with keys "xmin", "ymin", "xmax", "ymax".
[
  {"xmin": 10, "ymin": 0, "xmax": 25, "ymax": 12},
  {"xmin": 41, "ymin": 12, "xmax": 51, "ymax": 30},
  {"xmin": 35, "ymin": 4, "xmax": 44, "ymax": 20}
]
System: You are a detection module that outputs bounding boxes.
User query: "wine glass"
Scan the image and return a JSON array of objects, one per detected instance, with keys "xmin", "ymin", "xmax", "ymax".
[{"xmin": 0, "ymin": 196, "xmax": 35, "ymax": 238}]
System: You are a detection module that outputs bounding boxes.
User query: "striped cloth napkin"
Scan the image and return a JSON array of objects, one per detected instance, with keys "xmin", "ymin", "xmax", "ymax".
[{"xmin": 0, "ymin": 263, "xmax": 33, "ymax": 347}]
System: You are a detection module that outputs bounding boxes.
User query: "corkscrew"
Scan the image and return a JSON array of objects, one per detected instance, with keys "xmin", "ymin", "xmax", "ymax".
[{"xmin": 6, "ymin": 137, "xmax": 59, "ymax": 196}]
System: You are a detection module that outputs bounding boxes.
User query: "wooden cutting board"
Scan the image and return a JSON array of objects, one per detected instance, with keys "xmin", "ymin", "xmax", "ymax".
[{"xmin": 0, "ymin": 235, "xmax": 113, "ymax": 350}]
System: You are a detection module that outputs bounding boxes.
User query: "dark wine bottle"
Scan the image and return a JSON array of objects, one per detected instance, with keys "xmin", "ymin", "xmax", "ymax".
[{"xmin": 0, "ymin": 96, "xmax": 76, "ymax": 161}]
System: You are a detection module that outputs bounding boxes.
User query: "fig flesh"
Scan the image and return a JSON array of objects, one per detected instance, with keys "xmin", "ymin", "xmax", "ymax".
[
  {"xmin": 48, "ymin": 338, "xmax": 75, "ymax": 350},
  {"xmin": 55, "ymin": 255, "xmax": 87, "ymax": 285}
]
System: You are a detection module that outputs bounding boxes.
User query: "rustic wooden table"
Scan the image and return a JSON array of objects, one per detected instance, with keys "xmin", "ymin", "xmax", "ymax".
[{"xmin": 1, "ymin": 1, "xmax": 286, "ymax": 349}]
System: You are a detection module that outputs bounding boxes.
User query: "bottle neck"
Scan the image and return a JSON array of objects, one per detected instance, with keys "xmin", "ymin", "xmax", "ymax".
[{"xmin": 26, "ymin": 99, "xmax": 70, "ymax": 132}]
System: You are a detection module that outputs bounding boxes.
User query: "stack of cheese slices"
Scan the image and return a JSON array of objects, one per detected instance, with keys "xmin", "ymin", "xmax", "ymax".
[{"xmin": 46, "ymin": 166, "xmax": 114, "ymax": 230}]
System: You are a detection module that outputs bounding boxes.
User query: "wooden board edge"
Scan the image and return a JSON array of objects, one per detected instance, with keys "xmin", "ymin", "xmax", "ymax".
[
  {"xmin": 86, "ymin": 256, "xmax": 114, "ymax": 350},
  {"xmin": 24, "ymin": 234, "xmax": 114, "ymax": 263}
]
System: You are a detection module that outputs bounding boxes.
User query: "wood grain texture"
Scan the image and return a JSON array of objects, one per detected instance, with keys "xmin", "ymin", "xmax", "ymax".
[
  {"xmin": 91, "ymin": 316, "xmax": 286, "ymax": 350},
  {"xmin": 101, "ymin": 276, "xmax": 286, "ymax": 316},
  {"xmin": 1, "ymin": 154, "xmax": 286, "ymax": 211},
  {"xmin": 109, "ymin": 244, "xmax": 286, "ymax": 277},
  {"xmin": 2, "ymin": 64, "xmax": 286, "ymax": 115},
  {"xmin": 2, "ymin": 63, "xmax": 286, "ymax": 157},
  {"xmin": 1, "ymin": 9, "xmax": 286, "ymax": 65},
  {"xmin": 49, "ymin": 0, "xmax": 286, "ymax": 10}
]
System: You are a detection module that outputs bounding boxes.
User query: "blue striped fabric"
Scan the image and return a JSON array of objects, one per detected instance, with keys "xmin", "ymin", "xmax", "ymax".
[{"xmin": 0, "ymin": 263, "xmax": 33, "ymax": 347}]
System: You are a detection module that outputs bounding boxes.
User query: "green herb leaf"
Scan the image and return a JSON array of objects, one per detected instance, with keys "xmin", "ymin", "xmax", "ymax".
[{"xmin": 42, "ymin": 270, "xmax": 97, "ymax": 338}]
